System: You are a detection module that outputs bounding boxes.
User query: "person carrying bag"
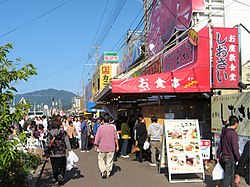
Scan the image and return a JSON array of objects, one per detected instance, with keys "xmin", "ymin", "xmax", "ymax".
[{"xmin": 44, "ymin": 118, "xmax": 72, "ymax": 186}]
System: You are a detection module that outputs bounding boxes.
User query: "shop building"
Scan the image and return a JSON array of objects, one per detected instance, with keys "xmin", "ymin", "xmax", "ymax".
[{"xmin": 85, "ymin": 0, "xmax": 250, "ymax": 145}]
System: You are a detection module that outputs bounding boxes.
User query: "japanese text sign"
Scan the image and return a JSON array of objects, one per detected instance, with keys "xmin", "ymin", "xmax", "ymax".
[
  {"xmin": 100, "ymin": 65, "xmax": 111, "ymax": 90},
  {"xmin": 212, "ymin": 27, "xmax": 239, "ymax": 88},
  {"xmin": 164, "ymin": 119, "xmax": 204, "ymax": 174}
]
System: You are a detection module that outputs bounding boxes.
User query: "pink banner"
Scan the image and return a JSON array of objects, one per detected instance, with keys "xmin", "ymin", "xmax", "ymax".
[{"xmin": 212, "ymin": 27, "xmax": 239, "ymax": 88}]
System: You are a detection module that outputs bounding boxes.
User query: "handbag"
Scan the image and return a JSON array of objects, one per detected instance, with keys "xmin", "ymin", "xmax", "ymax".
[{"xmin": 212, "ymin": 163, "xmax": 224, "ymax": 180}]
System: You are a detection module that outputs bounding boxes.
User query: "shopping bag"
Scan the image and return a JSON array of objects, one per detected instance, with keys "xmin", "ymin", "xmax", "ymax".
[
  {"xmin": 69, "ymin": 150, "xmax": 79, "ymax": 163},
  {"xmin": 66, "ymin": 151, "xmax": 79, "ymax": 171},
  {"xmin": 212, "ymin": 163, "xmax": 224, "ymax": 180},
  {"xmin": 143, "ymin": 141, "xmax": 150, "ymax": 150}
]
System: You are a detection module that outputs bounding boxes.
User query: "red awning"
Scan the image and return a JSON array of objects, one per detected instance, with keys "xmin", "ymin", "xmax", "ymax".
[
  {"xmin": 111, "ymin": 66, "xmax": 210, "ymax": 93},
  {"xmin": 112, "ymin": 27, "xmax": 211, "ymax": 94}
]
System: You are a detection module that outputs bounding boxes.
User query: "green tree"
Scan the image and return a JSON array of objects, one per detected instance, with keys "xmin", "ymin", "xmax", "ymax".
[{"xmin": 0, "ymin": 43, "xmax": 37, "ymax": 186}]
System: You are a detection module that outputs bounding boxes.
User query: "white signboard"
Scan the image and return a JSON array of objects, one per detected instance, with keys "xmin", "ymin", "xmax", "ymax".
[
  {"xmin": 164, "ymin": 119, "xmax": 205, "ymax": 183},
  {"xmin": 211, "ymin": 92, "xmax": 250, "ymax": 136}
]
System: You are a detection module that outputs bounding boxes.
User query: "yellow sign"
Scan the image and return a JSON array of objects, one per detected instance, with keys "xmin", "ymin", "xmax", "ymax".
[
  {"xmin": 188, "ymin": 29, "xmax": 199, "ymax": 46},
  {"xmin": 100, "ymin": 65, "xmax": 112, "ymax": 90}
]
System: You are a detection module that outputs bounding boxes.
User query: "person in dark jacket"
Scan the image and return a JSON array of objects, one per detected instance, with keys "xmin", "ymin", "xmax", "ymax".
[
  {"xmin": 135, "ymin": 122, "xmax": 147, "ymax": 163},
  {"xmin": 45, "ymin": 118, "xmax": 71, "ymax": 186},
  {"xmin": 218, "ymin": 115, "xmax": 240, "ymax": 187},
  {"xmin": 235, "ymin": 140, "xmax": 250, "ymax": 186}
]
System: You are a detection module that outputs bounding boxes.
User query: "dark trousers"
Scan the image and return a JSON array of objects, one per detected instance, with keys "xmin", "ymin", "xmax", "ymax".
[
  {"xmin": 220, "ymin": 158, "xmax": 236, "ymax": 187},
  {"xmin": 50, "ymin": 156, "xmax": 67, "ymax": 181},
  {"xmin": 81, "ymin": 133, "xmax": 88, "ymax": 150},
  {"xmin": 138, "ymin": 144, "xmax": 143, "ymax": 162}
]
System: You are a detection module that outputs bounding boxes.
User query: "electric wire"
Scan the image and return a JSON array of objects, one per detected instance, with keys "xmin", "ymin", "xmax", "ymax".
[
  {"xmin": 0, "ymin": 0, "xmax": 73, "ymax": 39},
  {"xmin": 91, "ymin": 0, "xmax": 110, "ymax": 47},
  {"xmin": 95, "ymin": 0, "xmax": 128, "ymax": 47},
  {"xmin": 233, "ymin": 0, "xmax": 250, "ymax": 7}
]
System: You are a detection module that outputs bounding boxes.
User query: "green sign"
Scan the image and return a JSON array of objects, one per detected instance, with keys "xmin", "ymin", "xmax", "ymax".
[{"xmin": 104, "ymin": 52, "xmax": 118, "ymax": 63}]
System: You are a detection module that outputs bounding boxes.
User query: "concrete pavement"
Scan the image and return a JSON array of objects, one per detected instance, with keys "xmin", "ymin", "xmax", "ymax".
[{"xmin": 37, "ymin": 149, "xmax": 217, "ymax": 187}]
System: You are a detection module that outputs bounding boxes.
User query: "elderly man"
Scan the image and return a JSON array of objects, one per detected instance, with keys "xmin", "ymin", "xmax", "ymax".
[{"xmin": 94, "ymin": 114, "xmax": 119, "ymax": 179}]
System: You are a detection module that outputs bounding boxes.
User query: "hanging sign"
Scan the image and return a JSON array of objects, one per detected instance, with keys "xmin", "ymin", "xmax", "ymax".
[{"xmin": 212, "ymin": 27, "xmax": 239, "ymax": 88}]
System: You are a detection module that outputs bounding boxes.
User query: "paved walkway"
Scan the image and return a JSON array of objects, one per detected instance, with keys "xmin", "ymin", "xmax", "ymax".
[{"xmin": 37, "ymin": 149, "xmax": 217, "ymax": 187}]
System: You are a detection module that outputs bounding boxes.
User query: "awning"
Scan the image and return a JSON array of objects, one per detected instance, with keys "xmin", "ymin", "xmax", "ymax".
[
  {"xmin": 87, "ymin": 102, "xmax": 105, "ymax": 113},
  {"xmin": 112, "ymin": 27, "xmax": 211, "ymax": 94},
  {"xmin": 111, "ymin": 66, "xmax": 210, "ymax": 93}
]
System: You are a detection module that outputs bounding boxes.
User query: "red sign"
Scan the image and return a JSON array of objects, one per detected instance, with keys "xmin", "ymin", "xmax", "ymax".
[
  {"xmin": 212, "ymin": 27, "xmax": 239, "ymax": 88},
  {"xmin": 112, "ymin": 27, "xmax": 211, "ymax": 94},
  {"xmin": 201, "ymin": 140, "xmax": 211, "ymax": 147},
  {"xmin": 112, "ymin": 66, "xmax": 210, "ymax": 93}
]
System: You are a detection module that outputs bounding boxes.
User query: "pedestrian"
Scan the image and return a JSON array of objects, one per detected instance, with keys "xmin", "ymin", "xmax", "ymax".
[
  {"xmin": 93, "ymin": 117, "xmax": 102, "ymax": 136},
  {"xmin": 235, "ymin": 140, "xmax": 250, "ymax": 186},
  {"xmin": 135, "ymin": 121, "xmax": 147, "ymax": 163},
  {"xmin": 217, "ymin": 115, "xmax": 240, "ymax": 187},
  {"xmin": 121, "ymin": 116, "xmax": 131, "ymax": 158},
  {"xmin": 67, "ymin": 120, "xmax": 78, "ymax": 149},
  {"xmin": 80, "ymin": 117, "xmax": 89, "ymax": 153},
  {"xmin": 94, "ymin": 114, "xmax": 119, "ymax": 179},
  {"xmin": 44, "ymin": 117, "xmax": 71, "ymax": 186},
  {"xmin": 73, "ymin": 116, "xmax": 81, "ymax": 149},
  {"xmin": 147, "ymin": 115, "xmax": 163, "ymax": 167}
]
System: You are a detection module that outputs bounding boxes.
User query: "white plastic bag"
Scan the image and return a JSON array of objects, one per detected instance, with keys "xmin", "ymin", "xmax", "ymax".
[
  {"xmin": 66, "ymin": 151, "xmax": 79, "ymax": 171},
  {"xmin": 212, "ymin": 163, "xmax": 224, "ymax": 180},
  {"xmin": 143, "ymin": 141, "xmax": 150, "ymax": 150}
]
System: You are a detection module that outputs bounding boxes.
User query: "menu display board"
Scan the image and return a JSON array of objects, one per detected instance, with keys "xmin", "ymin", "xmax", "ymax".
[{"xmin": 164, "ymin": 119, "xmax": 204, "ymax": 183}]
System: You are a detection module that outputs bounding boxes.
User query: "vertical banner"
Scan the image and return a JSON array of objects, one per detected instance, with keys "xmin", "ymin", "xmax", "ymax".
[
  {"xmin": 212, "ymin": 27, "xmax": 239, "ymax": 88},
  {"xmin": 100, "ymin": 65, "xmax": 112, "ymax": 90}
]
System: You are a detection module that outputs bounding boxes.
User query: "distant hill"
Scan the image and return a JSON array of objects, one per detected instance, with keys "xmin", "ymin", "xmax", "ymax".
[{"xmin": 15, "ymin": 88, "xmax": 76, "ymax": 110}]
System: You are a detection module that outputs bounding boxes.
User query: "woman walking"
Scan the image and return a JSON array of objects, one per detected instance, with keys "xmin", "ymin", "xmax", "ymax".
[{"xmin": 44, "ymin": 117, "xmax": 71, "ymax": 186}]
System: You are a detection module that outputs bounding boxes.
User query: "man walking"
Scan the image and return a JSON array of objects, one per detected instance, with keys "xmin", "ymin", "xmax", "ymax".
[
  {"xmin": 94, "ymin": 114, "xmax": 119, "ymax": 179},
  {"xmin": 80, "ymin": 117, "xmax": 89, "ymax": 153},
  {"xmin": 147, "ymin": 115, "xmax": 163, "ymax": 167},
  {"xmin": 218, "ymin": 115, "xmax": 240, "ymax": 187}
]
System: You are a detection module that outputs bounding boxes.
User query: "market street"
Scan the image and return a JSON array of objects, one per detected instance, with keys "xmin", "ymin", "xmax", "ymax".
[{"xmin": 37, "ymin": 148, "xmax": 217, "ymax": 187}]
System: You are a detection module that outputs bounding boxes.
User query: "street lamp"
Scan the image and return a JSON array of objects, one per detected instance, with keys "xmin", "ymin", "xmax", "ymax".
[{"xmin": 238, "ymin": 81, "xmax": 250, "ymax": 90}]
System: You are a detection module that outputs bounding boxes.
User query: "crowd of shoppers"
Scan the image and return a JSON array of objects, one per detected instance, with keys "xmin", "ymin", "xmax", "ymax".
[{"xmin": 8, "ymin": 113, "xmax": 249, "ymax": 186}]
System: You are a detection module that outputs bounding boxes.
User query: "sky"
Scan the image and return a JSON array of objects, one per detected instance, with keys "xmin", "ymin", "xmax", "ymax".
[{"xmin": 0, "ymin": 0, "xmax": 143, "ymax": 94}]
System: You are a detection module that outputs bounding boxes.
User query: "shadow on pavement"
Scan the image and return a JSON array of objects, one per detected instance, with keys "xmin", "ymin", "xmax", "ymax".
[
  {"xmin": 64, "ymin": 167, "xmax": 84, "ymax": 183},
  {"xmin": 110, "ymin": 164, "xmax": 121, "ymax": 177},
  {"xmin": 37, "ymin": 167, "xmax": 84, "ymax": 186}
]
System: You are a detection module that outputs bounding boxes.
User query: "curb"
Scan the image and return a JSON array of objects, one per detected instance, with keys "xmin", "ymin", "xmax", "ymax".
[{"xmin": 29, "ymin": 159, "xmax": 47, "ymax": 187}]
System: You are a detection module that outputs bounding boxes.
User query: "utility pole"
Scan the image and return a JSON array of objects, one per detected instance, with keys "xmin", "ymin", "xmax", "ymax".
[{"xmin": 92, "ymin": 46, "xmax": 101, "ymax": 67}]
